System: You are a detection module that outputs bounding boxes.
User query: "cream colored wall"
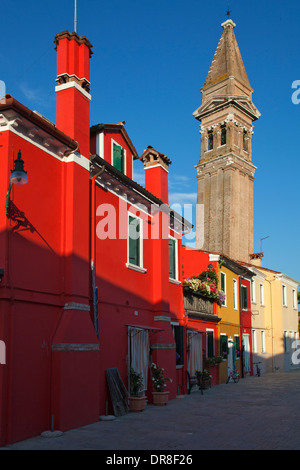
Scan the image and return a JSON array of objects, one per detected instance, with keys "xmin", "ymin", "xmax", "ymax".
[{"xmin": 256, "ymin": 269, "xmax": 299, "ymax": 373}]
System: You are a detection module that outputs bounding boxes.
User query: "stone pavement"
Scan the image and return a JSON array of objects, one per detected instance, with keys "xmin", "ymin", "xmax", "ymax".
[{"xmin": 2, "ymin": 370, "xmax": 300, "ymax": 451}]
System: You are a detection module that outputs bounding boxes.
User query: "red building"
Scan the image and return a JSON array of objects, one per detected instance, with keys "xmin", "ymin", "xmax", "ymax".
[{"xmin": 0, "ymin": 29, "xmax": 192, "ymax": 445}]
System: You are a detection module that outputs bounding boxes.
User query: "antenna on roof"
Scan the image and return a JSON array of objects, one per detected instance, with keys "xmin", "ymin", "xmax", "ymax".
[
  {"xmin": 260, "ymin": 236, "xmax": 270, "ymax": 252},
  {"xmin": 74, "ymin": 0, "xmax": 77, "ymax": 33}
]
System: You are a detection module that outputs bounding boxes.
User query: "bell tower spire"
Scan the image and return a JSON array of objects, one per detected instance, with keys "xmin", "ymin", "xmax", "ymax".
[{"xmin": 194, "ymin": 20, "xmax": 260, "ymax": 263}]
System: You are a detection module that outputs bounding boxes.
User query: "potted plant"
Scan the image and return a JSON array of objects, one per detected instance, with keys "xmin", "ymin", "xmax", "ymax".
[
  {"xmin": 151, "ymin": 363, "xmax": 171, "ymax": 405},
  {"xmin": 128, "ymin": 368, "xmax": 147, "ymax": 412},
  {"xmin": 195, "ymin": 369, "xmax": 212, "ymax": 390}
]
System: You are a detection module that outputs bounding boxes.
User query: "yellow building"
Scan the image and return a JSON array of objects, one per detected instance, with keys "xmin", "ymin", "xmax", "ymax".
[{"xmin": 213, "ymin": 255, "xmax": 254, "ymax": 383}]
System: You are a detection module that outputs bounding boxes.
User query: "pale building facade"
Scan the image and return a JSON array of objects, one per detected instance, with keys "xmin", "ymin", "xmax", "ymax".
[{"xmin": 249, "ymin": 264, "xmax": 299, "ymax": 373}]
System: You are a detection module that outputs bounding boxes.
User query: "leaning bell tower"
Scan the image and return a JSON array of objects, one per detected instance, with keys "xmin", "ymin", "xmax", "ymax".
[{"xmin": 194, "ymin": 19, "xmax": 260, "ymax": 262}]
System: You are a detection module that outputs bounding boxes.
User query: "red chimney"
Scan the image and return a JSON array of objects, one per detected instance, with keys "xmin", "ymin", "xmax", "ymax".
[
  {"xmin": 54, "ymin": 31, "xmax": 93, "ymax": 158},
  {"xmin": 140, "ymin": 146, "xmax": 171, "ymax": 204}
]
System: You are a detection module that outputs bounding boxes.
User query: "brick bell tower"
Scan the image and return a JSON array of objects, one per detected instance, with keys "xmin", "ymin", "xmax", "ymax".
[{"xmin": 194, "ymin": 19, "xmax": 260, "ymax": 263}]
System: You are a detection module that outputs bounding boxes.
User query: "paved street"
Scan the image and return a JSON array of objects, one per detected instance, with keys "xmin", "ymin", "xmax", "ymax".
[{"xmin": 2, "ymin": 370, "xmax": 300, "ymax": 451}]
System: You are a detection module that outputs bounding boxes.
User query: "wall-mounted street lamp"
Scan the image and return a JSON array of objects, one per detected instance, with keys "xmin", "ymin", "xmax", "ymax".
[{"xmin": 6, "ymin": 150, "xmax": 28, "ymax": 216}]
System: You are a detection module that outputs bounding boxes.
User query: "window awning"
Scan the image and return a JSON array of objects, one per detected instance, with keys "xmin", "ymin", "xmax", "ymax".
[{"xmin": 126, "ymin": 324, "xmax": 164, "ymax": 334}]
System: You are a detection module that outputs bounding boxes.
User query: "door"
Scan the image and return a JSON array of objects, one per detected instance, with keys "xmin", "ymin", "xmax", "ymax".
[
  {"xmin": 128, "ymin": 327, "xmax": 150, "ymax": 394},
  {"xmin": 228, "ymin": 339, "xmax": 236, "ymax": 373},
  {"xmin": 187, "ymin": 331, "xmax": 202, "ymax": 375},
  {"xmin": 243, "ymin": 334, "xmax": 251, "ymax": 373}
]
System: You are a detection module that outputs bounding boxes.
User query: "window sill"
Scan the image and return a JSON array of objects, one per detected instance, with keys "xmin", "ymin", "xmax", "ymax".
[
  {"xmin": 126, "ymin": 263, "xmax": 147, "ymax": 274},
  {"xmin": 169, "ymin": 278, "xmax": 181, "ymax": 285}
]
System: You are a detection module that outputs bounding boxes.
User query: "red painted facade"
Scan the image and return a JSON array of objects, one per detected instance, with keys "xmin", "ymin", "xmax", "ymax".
[{"xmin": 0, "ymin": 28, "xmax": 254, "ymax": 446}]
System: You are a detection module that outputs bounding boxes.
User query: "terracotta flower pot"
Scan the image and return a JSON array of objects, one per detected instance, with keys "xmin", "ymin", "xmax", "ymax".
[
  {"xmin": 128, "ymin": 396, "xmax": 147, "ymax": 412},
  {"xmin": 152, "ymin": 391, "xmax": 169, "ymax": 406}
]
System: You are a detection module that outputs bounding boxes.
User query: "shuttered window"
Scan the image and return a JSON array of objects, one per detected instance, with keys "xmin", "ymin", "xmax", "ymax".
[
  {"xmin": 207, "ymin": 330, "xmax": 214, "ymax": 358},
  {"xmin": 168, "ymin": 237, "xmax": 177, "ymax": 280},
  {"xmin": 113, "ymin": 143, "xmax": 125, "ymax": 174},
  {"xmin": 220, "ymin": 272, "xmax": 226, "ymax": 306},
  {"xmin": 128, "ymin": 215, "xmax": 141, "ymax": 267},
  {"xmin": 220, "ymin": 334, "xmax": 228, "ymax": 359},
  {"xmin": 241, "ymin": 285, "xmax": 248, "ymax": 310}
]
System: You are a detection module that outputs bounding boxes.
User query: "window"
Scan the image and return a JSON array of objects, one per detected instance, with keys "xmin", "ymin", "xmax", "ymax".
[
  {"xmin": 220, "ymin": 272, "xmax": 226, "ymax": 306},
  {"xmin": 282, "ymin": 285, "xmax": 287, "ymax": 307},
  {"xmin": 220, "ymin": 334, "xmax": 228, "ymax": 360},
  {"xmin": 251, "ymin": 279, "xmax": 256, "ymax": 303},
  {"xmin": 206, "ymin": 330, "xmax": 214, "ymax": 358},
  {"xmin": 243, "ymin": 130, "xmax": 248, "ymax": 151},
  {"xmin": 233, "ymin": 279, "xmax": 238, "ymax": 310},
  {"xmin": 252, "ymin": 329, "xmax": 257, "ymax": 353},
  {"xmin": 113, "ymin": 142, "xmax": 125, "ymax": 174},
  {"xmin": 168, "ymin": 237, "xmax": 178, "ymax": 281},
  {"xmin": 172, "ymin": 324, "xmax": 184, "ymax": 366},
  {"xmin": 208, "ymin": 131, "xmax": 214, "ymax": 150},
  {"xmin": 235, "ymin": 335, "xmax": 240, "ymax": 358},
  {"xmin": 241, "ymin": 285, "xmax": 248, "ymax": 310},
  {"xmin": 293, "ymin": 289, "xmax": 297, "ymax": 309},
  {"xmin": 261, "ymin": 330, "xmax": 266, "ymax": 353},
  {"xmin": 221, "ymin": 126, "xmax": 226, "ymax": 145},
  {"xmin": 260, "ymin": 283, "xmax": 264, "ymax": 306},
  {"xmin": 128, "ymin": 214, "xmax": 142, "ymax": 269},
  {"xmin": 284, "ymin": 330, "xmax": 289, "ymax": 353}
]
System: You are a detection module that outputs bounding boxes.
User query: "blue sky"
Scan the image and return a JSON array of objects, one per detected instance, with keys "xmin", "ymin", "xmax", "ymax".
[{"xmin": 1, "ymin": 0, "xmax": 300, "ymax": 283}]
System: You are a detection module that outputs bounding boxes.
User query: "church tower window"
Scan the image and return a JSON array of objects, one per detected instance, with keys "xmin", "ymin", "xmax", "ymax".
[
  {"xmin": 221, "ymin": 125, "xmax": 227, "ymax": 146},
  {"xmin": 208, "ymin": 131, "xmax": 214, "ymax": 150},
  {"xmin": 243, "ymin": 130, "xmax": 248, "ymax": 151}
]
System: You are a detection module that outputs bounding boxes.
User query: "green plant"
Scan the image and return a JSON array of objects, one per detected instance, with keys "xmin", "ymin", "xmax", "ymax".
[
  {"xmin": 195, "ymin": 369, "xmax": 212, "ymax": 381},
  {"xmin": 183, "ymin": 268, "xmax": 226, "ymax": 305},
  {"xmin": 130, "ymin": 368, "xmax": 143, "ymax": 396},
  {"xmin": 151, "ymin": 363, "xmax": 171, "ymax": 392},
  {"xmin": 204, "ymin": 356, "xmax": 216, "ymax": 367}
]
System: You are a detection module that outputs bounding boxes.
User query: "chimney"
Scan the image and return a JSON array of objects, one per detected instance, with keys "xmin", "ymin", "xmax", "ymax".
[
  {"xmin": 249, "ymin": 252, "xmax": 263, "ymax": 267},
  {"xmin": 140, "ymin": 146, "xmax": 171, "ymax": 204},
  {"xmin": 54, "ymin": 31, "xmax": 93, "ymax": 158}
]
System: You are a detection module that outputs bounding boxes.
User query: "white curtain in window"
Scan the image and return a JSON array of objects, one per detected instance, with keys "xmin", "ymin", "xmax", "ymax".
[
  {"xmin": 187, "ymin": 331, "xmax": 202, "ymax": 375},
  {"xmin": 129, "ymin": 327, "xmax": 149, "ymax": 393},
  {"xmin": 243, "ymin": 334, "xmax": 250, "ymax": 372}
]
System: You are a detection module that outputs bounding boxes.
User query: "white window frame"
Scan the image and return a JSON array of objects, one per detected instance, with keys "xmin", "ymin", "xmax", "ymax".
[
  {"xmin": 168, "ymin": 235, "xmax": 179, "ymax": 283},
  {"xmin": 261, "ymin": 330, "xmax": 266, "ymax": 353},
  {"xmin": 233, "ymin": 278, "xmax": 238, "ymax": 310},
  {"xmin": 251, "ymin": 279, "xmax": 256, "ymax": 303},
  {"xmin": 260, "ymin": 283, "xmax": 264, "ymax": 306},
  {"xmin": 241, "ymin": 285, "xmax": 248, "ymax": 311},
  {"xmin": 220, "ymin": 271, "xmax": 227, "ymax": 307},
  {"xmin": 206, "ymin": 328, "xmax": 215, "ymax": 358},
  {"xmin": 126, "ymin": 212, "xmax": 146, "ymax": 273},
  {"xmin": 292, "ymin": 289, "xmax": 297, "ymax": 310},
  {"xmin": 282, "ymin": 284, "xmax": 287, "ymax": 307},
  {"xmin": 252, "ymin": 329, "xmax": 257, "ymax": 353},
  {"xmin": 111, "ymin": 139, "xmax": 126, "ymax": 175}
]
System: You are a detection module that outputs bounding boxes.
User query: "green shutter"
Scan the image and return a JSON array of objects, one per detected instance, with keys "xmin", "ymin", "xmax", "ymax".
[
  {"xmin": 113, "ymin": 143, "xmax": 124, "ymax": 173},
  {"xmin": 207, "ymin": 331, "xmax": 214, "ymax": 358},
  {"xmin": 169, "ymin": 238, "xmax": 176, "ymax": 279},
  {"xmin": 129, "ymin": 216, "xmax": 140, "ymax": 266},
  {"xmin": 221, "ymin": 272, "xmax": 225, "ymax": 291},
  {"xmin": 220, "ymin": 335, "xmax": 228, "ymax": 358},
  {"xmin": 241, "ymin": 286, "xmax": 248, "ymax": 309}
]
